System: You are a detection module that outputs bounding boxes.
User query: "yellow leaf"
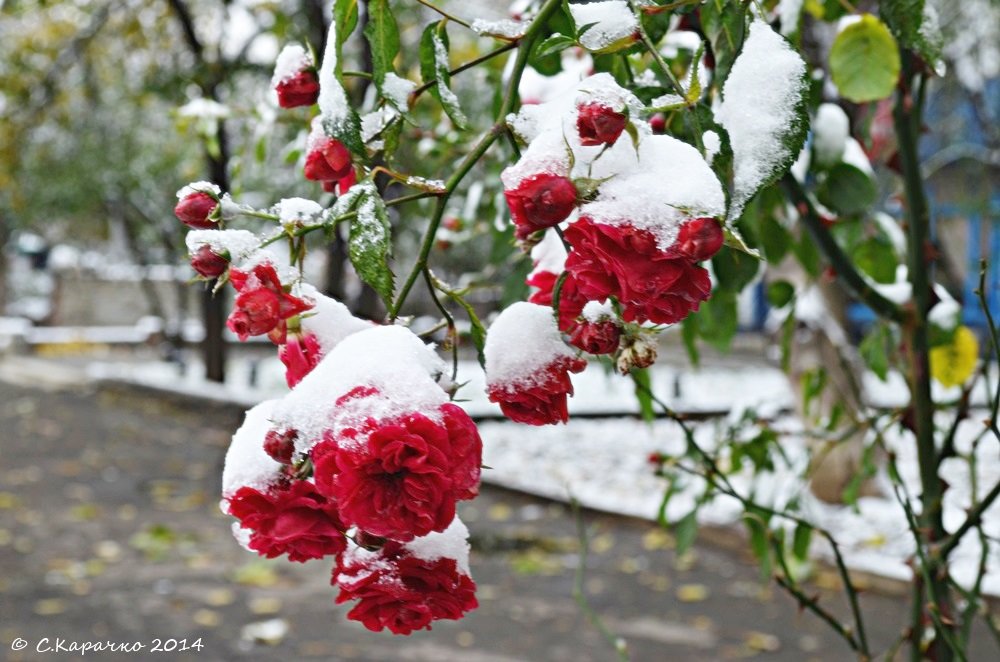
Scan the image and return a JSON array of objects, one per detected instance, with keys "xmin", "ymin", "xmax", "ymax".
[{"xmin": 930, "ymin": 326, "xmax": 979, "ymax": 388}]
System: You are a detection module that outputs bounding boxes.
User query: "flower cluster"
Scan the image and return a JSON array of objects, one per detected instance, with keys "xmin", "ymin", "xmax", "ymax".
[{"xmin": 487, "ymin": 74, "xmax": 727, "ymax": 425}]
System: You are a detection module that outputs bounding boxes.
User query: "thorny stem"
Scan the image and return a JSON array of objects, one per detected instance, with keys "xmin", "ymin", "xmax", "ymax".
[{"xmin": 390, "ymin": 0, "xmax": 565, "ymax": 319}]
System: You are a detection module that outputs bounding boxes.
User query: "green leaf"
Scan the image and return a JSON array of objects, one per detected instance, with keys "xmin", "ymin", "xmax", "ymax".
[
  {"xmin": 364, "ymin": 0, "xmax": 400, "ymax": 89},
  {"xmin": 780, "ymin": 308, "xmax": 796, "ymax": 372},
  {"xmin": 348, "ymin": 186, "xmax": 395, "ymax": 307},
  {"xmin": 674, "ymin": 510, "xmax": 699, "ymax": 556},
  {"xmin": 712, "ymin": 245, "xmax": 760, "ymax": 292},
  {"xmin": 829, "ymin": 15, "xmax": 900, "ymax": 103},
  {"xmin": 697, "ymin": 289, "xmax": 738, "ymax": 353},
  {"xmin": 853, "ymin": 236, "xmax": 898, "ymax": 284},
  {"xmin": 760, "ymin": 213, "xmax": 792, "ymax": 263},
  {"xmin": 880, "ymin": 0, "xmax": 943, "ymax": 69},
  {"xmin": 860, "ymin": 322, "xmax": 892, "ymax": 381},
  {"xmin": 419, "ymin": 21, "xmax": 468, "ymax": 129},
  {"xmin": 767, "ymin": 280, "xmax": 795, "ymax": 308},
  {"xmin": 792, "ymin": 523, "xmax": 813, "ymax": 561},
  {"xmin": 700, "ymin": 0, "xmax": 748, "ymax": 87},
  {"xmin": 334, "ymin": 0, "xmax": 359, "ymax": 48},
  {"xmin": 681, "ymin": 314, "xmax": 700, "ymax": 366},
  {"xmin": 816, "ymin": 162, "xmax": 877, "ymax": 216},
  {"xmin": 743, "ymin": 514, "xmax": 771, "ymax": 578},
  {"xmin": 535, "ymin": 33, "xmax": 577, "ymax": 58},
  {"xmin": 631, "ymin": 368, "xmax": 655, "ymax": 423}
]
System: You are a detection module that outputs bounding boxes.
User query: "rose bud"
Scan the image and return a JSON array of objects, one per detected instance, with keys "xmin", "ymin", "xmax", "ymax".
[
  {"xmin": 304, "ymin": 137, "xmax": 353, "ymax": 182},
  {"xmin": 504, "ymin": 173, "xmax": 578, "ymax": 239},
  {"xmin": 673, "ymin": 217, "xmax": 724, "ymax": 262},
  {"xmin": 568, "ymin": 320, "xmax": 621, "ymax": 356},
  {"xmin": 577, "ymin": 102, "xmax": 628, "ymax": 147},
  {"xmin": 190, "ymin": 245, "xmax": 229, "ymax": 278},
  {"xmin": 174, "ymin": 191, "xmax": 219, "ymax": 229},
  {"xmin": 275, "ymin": 69, "xmax": 320, "ymax": 109},
  {"xmin": 616, "ymin": 334, "xmax": 658, "ymax": 374},
  {"xmin": 263, "ymin": 428, "xmax": 298, "ymax": 465},
  {"xmin": 649, "ymin": 113, "xmax": 666, "ymax": 134}
]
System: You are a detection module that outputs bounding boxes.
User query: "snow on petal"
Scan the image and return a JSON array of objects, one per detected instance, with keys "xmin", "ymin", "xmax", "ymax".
[{"xmin": 405, "ymin": 516, "xmax": 473, "ymax": 577}]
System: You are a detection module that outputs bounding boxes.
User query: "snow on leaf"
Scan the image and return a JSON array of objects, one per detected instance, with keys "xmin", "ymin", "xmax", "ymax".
[
  {"xmin": 319, "ymin": 6, "xmax": 364, "ymax": 155},
  {"xmin": 347, "ymin": 183, "xmax": 395, "ymax": 308},
  {"xmin": 419, "ymin": 21, "xmax": 468, "ymax": 129},
  {"xmin": 715, "ymin": 20, "xmax": 808, "ymax": 221}
]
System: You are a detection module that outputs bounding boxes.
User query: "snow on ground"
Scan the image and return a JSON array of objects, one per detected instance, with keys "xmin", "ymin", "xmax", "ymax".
[{"xmin": 83, "ymin": 353, "xmax": 1000, "ymax": 595}]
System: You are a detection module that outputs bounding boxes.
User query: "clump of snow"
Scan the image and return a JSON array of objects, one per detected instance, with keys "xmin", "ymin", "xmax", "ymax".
[
  {"xmin": 518, "ymin": 50, "xmax": 593, "ymax": 106},
  {"xmin": 177, "ymin": 181, "xmax": 221, "ymax": 199},
  {"xmin": 581, "ymin": 300, "xmax": 614, "ymax": 322},
  {"xmin": 178, "ymin": 98, "xmax": 231, "ymax": 119},
  {"xmin": 381, "ymin": 73, "xmax": 415, "ymax": 109},
  {"xmin": 580, "ymin": 134, "xmax": 726, "ymax": 250},
  {"xmin": 703, "ymin": 130, "xmax": 721, "ymax": 162},
  {"xmin": 297, "ymin": 284, "xmax": 372, "ymax": 351},
  {"xmin": 842, "ymin": 138, "xmax": 873, "ymax": 175},
  {"xmin": 185, "ymin": 229, "xmax": 260, "ymax": 262},
  {"xmin": 715, "ymin": 20, "xmax": 807, "ymax": 220},
  {"xmin": 530, "ymin": 229, "xmax": 568, "ymax": 275},
  {"xmin": 650, "ymin": 92, "xmax": 684, "ymax": 108},
  {"xmin": 873, "ymin": 212, "xmax": 906, "ymax": 256},
  {"xmin": 929, "ymin": 289, "xmax": 961, "ymax": 329},
  {"xmin": 485, "ymin": 302, "xmax": 577, "ymax": 389},
  {"xmin": 568, "ymin": 1, "xmax": 638, "ymax": 52},
  {"xmin": 272, "ymin": 43, "xmax": 312, "ymax": 86},
  {"xmin": 812, "ymin": 103, "xmax": 849, "ymax": 167},
  {"xmin": 361, "ymin": 106, "xmax": 399, "ymax": 143},
  {"xmin": 471, "ymin": 18, "xmax": 525, "ymax": 39},
  {"xmin": 873, "ymin": 265, "xmax": 913, "ymax": 305},
  {"xmin": 405, "ymin": 516, "xmax": 472, "ymax": 576},
  {"xmin": 271, "ymin": 325, "xmax": 449, "ymax": 451},
  {"xmin": 318, "ymin": 17, "xmax": 351, "ymax": 129},
  {"xmin": 222, "ymin": 399, "xmax": 283, "ymax": 500},
  {"xmin": 305, "ymin": 115, "xmax": 328, "ymax": 153},
  {"xmin": 277, "ymin": 198, "xmax": 323, "ymax": 224}
]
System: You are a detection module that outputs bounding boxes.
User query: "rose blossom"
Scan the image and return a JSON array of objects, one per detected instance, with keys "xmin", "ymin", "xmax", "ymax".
[
  {"xmin": 190, "ymin": 245, "xmax": 229, "ymax": 278},
  {"xmin": 174, "ymin": 191, "xmax": 218, "ymax": 229},
  {"xmin": 568, "ymin": 320, "xmax": 621, "ymax": 355},
  {"xmin": 504, "ymin": 173, "xmax": 578, "ymax": 239},
  {"xmin": 227, "ymin": 480, "xmax": 345, "ymax": 562},
  {"xmin": 333, "ymin": 538, "xmax": 477, "ymax": 634},
  {"xmin": 279, "ymin": 332, "xmax": 324, "ymax": 387},
  {"xmin": 275, "ymin": 69, "xmax": 320, "ymax": 108},
  {"xmin": 263, "ymin": 428, "xmax": 298, "ymax": 464},
  {"xmin": 576, "ymin": 102, "xmax": 627, "ymax": 146},
  {"xmin": 487, "ymin": 354, "xmax": 587, "ymax": 425},
  {"xmin": 670, "ymin": 217, "xmax": 724, "ymax": 262},
  {"xmin": 565, "ymin": 216, "xmax": 712, "ymax": 325},
  {"xmin": 312, "ymin": 395, "xmax": 481, "ymax": 542},
  {"xmin": 226, "ymin": 263, "xmax": 313, "ymax": 344}
]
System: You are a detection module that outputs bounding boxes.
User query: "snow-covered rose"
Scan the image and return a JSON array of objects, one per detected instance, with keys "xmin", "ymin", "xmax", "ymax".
[
  {"xmin": 504, "ymin": 173, "xmax": 578, "ymax": 239},
  {"xmin": 304, "ymin": 137, "xmax": 353, "ymax": 183},
  {"xmin": 565, "ymin": 217, "xmax": 712, "ymax": 325},
  {"xmin": 189, "ymin": 244, "xmax": 229, "ymax": 278},
  {"xmin": 227, "ymin": 263, "xmax": 313, "ymax": 344},
  {"xmin": 276, "ymin": 69, "xmax": 320, "ymax": 109},
  {"xmin": 576, "ymin": 102, "xmax": 627, "ymax": 147},
  {"xmin": 227, "ymin": 480, "xmax": 346, "ymax": 562}
]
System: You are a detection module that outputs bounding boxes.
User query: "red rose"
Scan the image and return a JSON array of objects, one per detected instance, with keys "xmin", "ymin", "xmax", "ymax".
[
  {"xmin": 565, "ymin": 217, "xmax": 712, "ymax": 325},
  {"xmin": 227, "ymin": 480, "xmax": 346, "ymax": 562},
  {"xmin": 304, "ymin": 137, "xmax": 352, "ymax": 182},
  {"xmin": 263, "ymin": 428, "xmax": 298, "ymax": 464},
  {"xmin": 504, "ymin": 174, "xmax": 578, "ymax": 239},
  {"xmin": 487, "ymin": 355, "xmax": 587, "ymax": 425},
  {"xmin": 526, "ymin": 270, "xmax": 586, "ymax": 332},
  {"xmin": 190, "ymin": 245, "xmax": 228, "ymax": 278},
  {"xmin": 174, "ymin": 191, "xmax": 218, "ymax": 229},
  {"xmin": 279, "ymin": 332, "xmax": 323, "ymax": 388},
  {"xmin": 576, "ymin": 102, "xmax": 627, "ymax": 147},
  {"xmin": 671, "ymin": 217, "xmax": 724, "ymax": 262},
  {"xmin": 275, "ymin": 69, "xmax": 320, "ymax": 108},
  {"xmin": 226, "ymin": 263, "xmax": 313, "ymax": 343},
  {"xmin": 334, "ymin": 542, "xmax": 477, "ymax": 634},
  {"xmin": 568, "ymin": 320, "xmax": 621, "ymax": 355},
  {"xmin": 314, "ymin": 402, "xmax": 482, "ymax": 542}
]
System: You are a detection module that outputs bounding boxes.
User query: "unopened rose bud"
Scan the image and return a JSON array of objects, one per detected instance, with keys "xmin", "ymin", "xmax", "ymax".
[
  {"xmin": 263, "ymin": 428, "xmax": 298, "ymax": 464},
  {"xmin": 674, "ymin": 217, "xmax": 724, "ymax": 262},
  {"xmin": 304, "ymin": 137, "xmax": 352, "ymax": 182},
  {"xmin": 617, "ymin": 334, "xmax": 658, "ymax": 374},
  {"xmin": 190, "ymin": 245, "xmax": 229, "ymax": 278},
  {"xmin": 576, "ymin": 102, "xmax": 627, "ymax": 147},
  {"xmin": 569, "ymin": 320, "xmax": 621, "ymax": 355},
  {"xmin": 649, "ymin": 113, "xmax": 666, "ymax": 134},
  {"xmin": 174, "ymin": 191, "xmax": 219, "ymax": 229},
  {"xmin": 275, "ymin": 69, "xmax": 320, "ymax": 109},
  {"xmin": 505, "ymin": 173, "xmax": 578, "ymax": 239}
]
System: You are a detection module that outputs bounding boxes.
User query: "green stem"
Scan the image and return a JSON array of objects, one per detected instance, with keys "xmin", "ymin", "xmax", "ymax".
[
  {"xmin": 411, "ymin": 41, "xmax": 519, "ymax": 101},
  {"xmin": 415, "ymin": 0, "xmax": 470, "ymax": 29},
  {"xmin": 782, "ymin": 174, "xmax": 903, "ymax": 323},
  {"xmin": 390, "ymin": 0, "xmax": 563, "ymax": 319}
]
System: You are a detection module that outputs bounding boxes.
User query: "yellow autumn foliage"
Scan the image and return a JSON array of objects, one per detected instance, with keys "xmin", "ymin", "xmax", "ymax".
[{"xmin": 930, "ymin": 325, "xmax": 979, "ymax": 388}]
